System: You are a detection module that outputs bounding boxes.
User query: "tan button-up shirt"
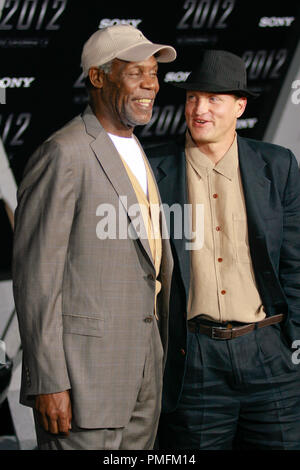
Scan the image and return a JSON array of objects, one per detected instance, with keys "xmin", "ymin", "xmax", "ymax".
[{"xmin": 185, "ymin": 131, "xmax": 265, "ymax": 323}]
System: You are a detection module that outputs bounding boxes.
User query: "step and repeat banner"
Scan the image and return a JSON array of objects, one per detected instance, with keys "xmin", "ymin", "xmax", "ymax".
[
  {"xmin": 0, "ymin": 0, "xmax": 299, "ymax": 270},
  {"xmin": 1, "ymin": 0, "xmax": 299, "ymax": 182}
]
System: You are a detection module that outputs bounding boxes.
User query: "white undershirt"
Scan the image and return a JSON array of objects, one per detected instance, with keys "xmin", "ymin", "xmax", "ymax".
[{"xmin": 108, "ymin": 133, "xmax": 148, "ymax": 196}]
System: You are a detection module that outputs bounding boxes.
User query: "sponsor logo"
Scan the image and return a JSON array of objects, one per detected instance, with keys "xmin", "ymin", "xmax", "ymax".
[
  {"xmin": 177, "ymin": 0, "xmax": 236, "ymax": 30},
  {"xmin": 137, "ymin": 105, "xmax": 186, "ymax": 138},
  {"xmin": 0, "ymin": 0, "xmax": 68, "ymax": 31},
  {"xmin": 259, "ymin": 17, "xmax": 295, "ymax": 28},
  {"xmin": 99, "ymin": 18, "xmax": 142, "ymax": 29},
  {"xmin": 0, "ymin": 112, "xmax": 32, "ymax": 145},
  {"xmin": 242, "ymin": 49, "xmax": 288, "ymax": 80},
  {"xmin": 236, "ymin": 118, "xmax": 258, "ymax": 129},
  {"xmin": 73, "ymin": 71, "xmax": 85, "ymax": 88},
  {"xmin": 0, "ymin": 77, "xmax": 35, "ymax": 88},
  {"xmin": 164, "ymin": 71, "xmax": 191, "ymax": 83}
]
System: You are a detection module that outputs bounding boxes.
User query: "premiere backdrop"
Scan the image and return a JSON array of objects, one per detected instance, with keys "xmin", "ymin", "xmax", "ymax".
[{"xmin": 0, "ymin": 0, "xmax": 300, "ymax": 273}]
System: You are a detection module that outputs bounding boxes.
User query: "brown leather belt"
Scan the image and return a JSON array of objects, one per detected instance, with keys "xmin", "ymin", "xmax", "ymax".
[{"xmin": 188, "ymin": 313, "xmax": 285, "ymax": 340}]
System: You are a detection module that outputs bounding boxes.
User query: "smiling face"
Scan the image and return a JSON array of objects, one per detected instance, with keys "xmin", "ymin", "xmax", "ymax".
[
  {"xmin": 185, "ymin": 91, "xmax": 247, "ymax": 154},
  {"xmin": 89, "ymin": 56, "xmax": 159, "ymax": 136}
]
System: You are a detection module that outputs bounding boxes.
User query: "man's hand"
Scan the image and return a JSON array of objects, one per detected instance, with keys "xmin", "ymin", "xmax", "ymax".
[{"xmin": 35, "ymin": 390, "xmax": 72, "ymax": 435}]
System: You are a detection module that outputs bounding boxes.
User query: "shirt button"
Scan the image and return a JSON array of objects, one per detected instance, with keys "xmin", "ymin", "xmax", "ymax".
[
  {"xmin": 221, "ymin": 290, "xmax": 226, "ymax": 295},
  {"xmin": 216, "ymin": 226, "xmax": 221, "ymax": 231},
  {"xmin": 218, "ymin": 258, "xmax": 223, "ymax": 262},
  {"xmin": 213, "ymin": 193, "xmax": 218, "ymax": 198}
]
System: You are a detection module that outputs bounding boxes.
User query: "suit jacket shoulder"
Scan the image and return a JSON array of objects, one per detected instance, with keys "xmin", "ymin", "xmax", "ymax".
[
  {"xmin": 237, "ymin": 135, "xmax": 299, "ymax": 200},
  {"xmin": 238, "ymin": 136, "xmax": 298, "ymax": 168}
]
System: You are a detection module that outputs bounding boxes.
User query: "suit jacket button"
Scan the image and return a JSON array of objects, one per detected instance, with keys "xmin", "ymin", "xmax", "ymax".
[
  {"xmin": 144, "ymin": 317, "xmax": 153, "ymax": 323},
  {"xmin": 180, "ymin": 348, "xmax": 186, "ymax": 356},
  {"xmin": 147, "ymin": 274, "xmax": 155, "ymax": 281}
]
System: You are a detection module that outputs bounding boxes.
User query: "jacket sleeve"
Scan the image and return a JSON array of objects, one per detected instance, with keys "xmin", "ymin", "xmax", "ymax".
[
  {"xmin": 12, "ymin": 139, "xmax": 75, "ymax": 397},
  {"xmin": 279, "ymin": 150, "xmax": 300, "ymax": 346}
]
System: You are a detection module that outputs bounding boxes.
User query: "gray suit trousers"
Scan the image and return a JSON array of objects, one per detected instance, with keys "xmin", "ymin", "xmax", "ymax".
[{"xmin": 34, "ymin": 318, "xmax": 163, "ymax": 450}]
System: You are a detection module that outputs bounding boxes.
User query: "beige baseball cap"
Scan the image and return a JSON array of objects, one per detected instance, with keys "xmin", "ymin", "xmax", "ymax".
[{"xmin": 81, "ymin": 24, "xmax": 177, "ymax": 77}]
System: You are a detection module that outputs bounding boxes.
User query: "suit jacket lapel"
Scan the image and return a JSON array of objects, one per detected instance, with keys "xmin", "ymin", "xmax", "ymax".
[
  {"xmin": 238, "ymin": 136, "xmax": 289, "ymax": 308},
  {"xmin": 82, "ymin": 106, "xmax": 154, "ymax": 267},
  {"xmin": 238, "ymin": 136, "xmax": 271, "ymax": 237},
  {"xmin": 153, "ymin": 145, "xmax": 191, "ymax": 300}
]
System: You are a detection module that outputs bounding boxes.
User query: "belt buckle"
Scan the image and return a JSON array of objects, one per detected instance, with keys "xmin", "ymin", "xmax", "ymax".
[{"xmin": 211, "ymin": 326, "xmax": 227, "ymax": 340}]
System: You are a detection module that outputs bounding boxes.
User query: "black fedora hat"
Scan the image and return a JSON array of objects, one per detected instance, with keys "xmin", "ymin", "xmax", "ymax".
[{"xmin": 173, "ymin": 49, "xmax": 259, "ymax": 98}]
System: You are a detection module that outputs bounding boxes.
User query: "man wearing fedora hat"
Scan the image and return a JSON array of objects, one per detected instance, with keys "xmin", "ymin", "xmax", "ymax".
[
  {"xmin": 12, "ymin": 25, "xmax": 176, "ymax": 450},
  {"xmin": 148, "ymin": 49, "xmax": 300, "ymax": 449}
]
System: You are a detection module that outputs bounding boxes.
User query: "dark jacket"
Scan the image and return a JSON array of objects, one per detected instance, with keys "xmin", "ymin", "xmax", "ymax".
[{"xmin": 148, "ymin": 134, "xmax": 300, "ymax": 413}]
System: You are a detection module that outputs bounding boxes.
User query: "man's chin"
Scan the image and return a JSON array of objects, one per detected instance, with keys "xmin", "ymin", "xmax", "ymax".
[{"xmin": 125, "ymin": 111, "xmax": 153, "ymax": 128}]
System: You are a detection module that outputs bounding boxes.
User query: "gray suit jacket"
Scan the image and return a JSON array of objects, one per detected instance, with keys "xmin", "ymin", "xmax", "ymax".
[{"xmin": 12, "ymin": 106, "xmax": 173, "ymax": 428}]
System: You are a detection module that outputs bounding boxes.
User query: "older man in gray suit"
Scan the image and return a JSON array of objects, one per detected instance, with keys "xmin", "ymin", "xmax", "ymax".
[{"xmin": 12, "ymin": 25, "xmax": 175, "ymax": 450}]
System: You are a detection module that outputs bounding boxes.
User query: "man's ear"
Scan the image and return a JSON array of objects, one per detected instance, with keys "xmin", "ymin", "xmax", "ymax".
[
  {"xmin": 236, "ymin": 97, "xmax": 247, "ymax": 118},
  {"xmin": 88, "ymin": 67, "xmax": 104, "ymax": 89}
]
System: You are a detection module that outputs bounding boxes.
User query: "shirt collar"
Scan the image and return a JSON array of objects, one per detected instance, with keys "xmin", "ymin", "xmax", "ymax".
[{"xmin": 185, "ymin": 130, "xmax": 238, "ymax": 181}]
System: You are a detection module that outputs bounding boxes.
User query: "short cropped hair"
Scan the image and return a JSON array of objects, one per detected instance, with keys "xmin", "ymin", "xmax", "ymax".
[{"xmin": 85, "ymin": 60, "xmax": 113, "ymax": 89}]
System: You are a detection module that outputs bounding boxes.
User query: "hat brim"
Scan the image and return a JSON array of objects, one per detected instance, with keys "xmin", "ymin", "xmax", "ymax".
[
  {"xmin": 117, "ymin": 43, "xmax": 176, "ymax": 63},
  {"xmin": 171, "ymin": 81, "xmax": 259, "ymax": 98}
]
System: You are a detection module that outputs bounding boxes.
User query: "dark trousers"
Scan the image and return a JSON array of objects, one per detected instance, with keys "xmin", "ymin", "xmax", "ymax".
[{"xmin": 159, "ymin": 322, "xmax": 300, "ymax": 450}]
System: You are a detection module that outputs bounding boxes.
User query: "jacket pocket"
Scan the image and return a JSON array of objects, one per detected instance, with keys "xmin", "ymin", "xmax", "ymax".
[{"xmin": 62, "ymin": 314, "xmax": 104, "ymax": 337}]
